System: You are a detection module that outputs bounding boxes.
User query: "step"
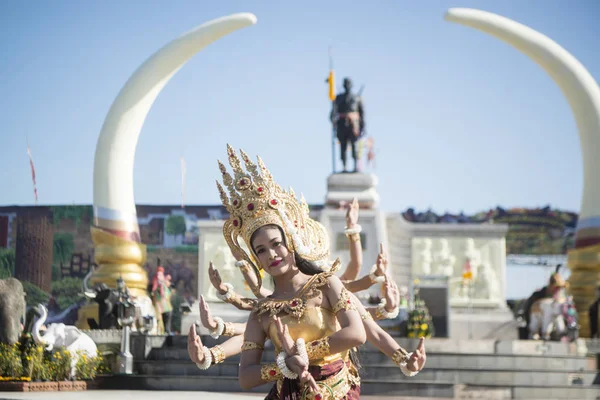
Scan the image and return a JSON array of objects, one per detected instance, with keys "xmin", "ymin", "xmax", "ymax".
[
  {"xmin": 148, "ymin": 347, "xmax": 595, "ymax": 372},
  {"xmin": 136, "ymin": 360, "xmax": 600, "ymax": 387},
  {"xmin": 512, "ymin": 385, "xmax": 600, "ymax": 400},
  {"xmin": 94, "ymin": 375, "xmax": 455, "ymax": 398},
  {"xmin": 355, "ymin": 351, "xmax": 595, "ymax": 371},
  {"xmin": 359, "ymin": 365, "xmax": 600, "ymax": 387},
  {"xmin": 152, "ymin": 335, "xmax": 588, "ymax": 357},
  {"xmin": 456, "ymin": 384, "xmax": 600, "ymax": 400}
]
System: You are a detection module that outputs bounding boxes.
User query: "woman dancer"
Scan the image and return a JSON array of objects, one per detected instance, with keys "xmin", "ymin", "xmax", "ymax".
[{"xmin": 188, "ymin": 146, "xmax": 425, "ymax": 399}]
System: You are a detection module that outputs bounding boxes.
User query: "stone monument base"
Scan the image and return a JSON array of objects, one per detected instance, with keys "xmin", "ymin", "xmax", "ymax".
[
  {"xmin": 450, "ymin": 306, "xmax": 517, "ymax": 340},
  {"xmin": 324, "ymin": 172, "xmax": 379, "ymax": 209}
]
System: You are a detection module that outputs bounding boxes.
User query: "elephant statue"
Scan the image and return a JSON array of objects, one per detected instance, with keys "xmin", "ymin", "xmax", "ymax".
[
  {"xmin": 0, "ymin": 277, "xmax": 26, "ymax": 345},
  {"xmin": 32, "ymin": 304, "xmax": 98, "ymax": 378}
]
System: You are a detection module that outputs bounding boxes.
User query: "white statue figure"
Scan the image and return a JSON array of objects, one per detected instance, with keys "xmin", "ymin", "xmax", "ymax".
[
  {"xmin": 32, "ymin": 304, "xmax": 98, "ymax": 378},
  {"xmin": 206, "ymin": 242, "xmax": 238, "ymax": 298},
  {"xmin": 418, "ymin": 238, "xmax": 433, "ymax": 275},
  {"xmin": 472, "ymin": 262, "xmax": 501, "ymax": 301},
  {"xmin": 433, "ymin": 239, "xmax": 456, "ymax": 277},
  {"xmin": 464, "ymin": 238, "xmax": 482, "ymax": 274}
]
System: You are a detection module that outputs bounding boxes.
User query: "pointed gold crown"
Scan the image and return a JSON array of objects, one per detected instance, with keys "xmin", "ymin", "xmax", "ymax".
[{"xmin": 216, "ymin": 145, "xmax": 330, "ymax": 279}]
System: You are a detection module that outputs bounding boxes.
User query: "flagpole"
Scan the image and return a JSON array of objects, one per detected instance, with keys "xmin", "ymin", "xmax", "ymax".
[
  {"xmin": 328, "ymin": 47, "xmax": 336, "ymax": 174},
  {"xmin": 180, "ymin": 156, "xmax": 186, "ymax": 209},
  {"xmin": 26, "ymin": 137, "xmax": 38, "ymax": 205}
]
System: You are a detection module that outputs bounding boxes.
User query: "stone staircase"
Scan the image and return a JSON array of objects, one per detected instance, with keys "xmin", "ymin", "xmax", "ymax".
[{"xmin": 96, "ymin": 335, "xmax": 600, "ymax": 399}]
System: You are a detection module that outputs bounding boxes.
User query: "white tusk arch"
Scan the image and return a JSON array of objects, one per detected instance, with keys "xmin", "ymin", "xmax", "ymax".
[
  {"xmin": 444, "ymin": 8, "xmax": 600, "ymax": 246},
  {"xmin": 93, "ymin": 13, "xmax": 257, "ymax": 239},
  {"xmin": 444, "ymin": 8, "xmax": 600, "ymax": 337}
]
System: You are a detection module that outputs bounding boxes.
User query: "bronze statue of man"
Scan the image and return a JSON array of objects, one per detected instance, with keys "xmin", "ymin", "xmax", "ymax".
[{"xmin": 330, "ymin": 77, "xmax": 365, "ymax": 173}]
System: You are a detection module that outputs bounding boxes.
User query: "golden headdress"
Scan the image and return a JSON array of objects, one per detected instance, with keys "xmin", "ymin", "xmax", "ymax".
[{"xmin": 216, "ymin": 145, "xmax": 331, "ymax": 286}]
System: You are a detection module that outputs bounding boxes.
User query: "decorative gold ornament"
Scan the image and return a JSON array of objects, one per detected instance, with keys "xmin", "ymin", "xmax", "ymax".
[
  {"xmin": 253, "ymin": 260, "xmax": 340, "ymax": 320},
  {"xmin": 332, "ymin": 287, "xmax": 356, "ymax": 314},
  {"xmin": 260, "ymin": 363, "xmax": 282, "ymax": 382},
  {"xmin": 216, "ymin": 145, "xmax": 331, "ymax": 288},
  {"xmin": 210, "ymin": 345, "xmax": 226, "ymax": 364},
  {"xmin": 241, "ymin": 341, "xmax": 265, "ymax": 352},
  {"xmin": 392, "ymin": 347, "xmax": 409, "ymax": 366},
  {"xmin": 305, "ymin": 337, "xmax": 331, "ymax": 361}
]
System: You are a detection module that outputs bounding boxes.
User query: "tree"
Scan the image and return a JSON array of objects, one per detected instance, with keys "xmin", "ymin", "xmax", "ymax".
[
  {"xmin": 165, "ymin": 215, "xmax": 186, "ymax": 240},
  {"xmin": 51, "ymin": 277, "xmax": 83, "ymax": 310},
  {"xmin": 0, "ymin": 248, "xmax": 15, "ymax": 279},
  {"xmin": 53, "ymin": 233, "xmax": 75, "ymax": 266}
]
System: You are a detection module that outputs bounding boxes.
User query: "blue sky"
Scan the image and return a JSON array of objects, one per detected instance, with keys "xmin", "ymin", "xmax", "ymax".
[{"xmin": 1, "ymin": 1, "xmax": 599, "ymax": 214}]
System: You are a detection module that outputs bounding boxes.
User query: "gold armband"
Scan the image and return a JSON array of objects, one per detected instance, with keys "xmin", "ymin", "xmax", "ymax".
[
  {"xmin": 392, "ymin": 348, "xmax": 409, "ymax": 366},
  {"xmin": 260, "ymin": 363, "xmax": 282, "ymax": 382},
  {"xmin": 241, "ymin": 341, "xmax": 264, "ymax": 352},
  {"xmin": 360, "ymin": 310, "xmax": 374, "ymax": 321},
  {"xmin": 209, "ymin": 345, "xmax": 225, "ymax": 364},
  {"xmin": 306, "ymin": 337, "xmax": 331, "ymax": 360},
  {"xmin": 332, "ymin": 287, "xmax": 356, "ymax": 314},
  {"xmin": 223, "ymin": 322, "xmax": 235, "ymax": 336}
]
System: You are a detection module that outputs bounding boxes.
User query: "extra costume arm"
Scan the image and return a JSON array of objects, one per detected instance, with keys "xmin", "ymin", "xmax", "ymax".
[
  {"xmin": 223, "ymin": 293, "xmax": 257, "ymax": 312},
  {"xmin": 339, "ymin": 207, "xmax": 362, "ymax": 282},
  {"xmin": 343, "ymin": 274, "xmax": 377, "ymax": 293},
  {"xmin": 351, "ymin": 294, "xmax": 418, "ymax": 376}
]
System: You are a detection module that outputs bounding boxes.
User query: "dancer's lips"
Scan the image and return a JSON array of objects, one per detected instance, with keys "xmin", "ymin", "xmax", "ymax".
[{"xmin": 270, "ymin": 259, "xmax": 282, "ymax": 267}]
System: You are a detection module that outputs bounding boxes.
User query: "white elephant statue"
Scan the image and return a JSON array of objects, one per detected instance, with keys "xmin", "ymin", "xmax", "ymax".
[{"xmin": 32, "ymin": 304, "xmax": 98, "ymax": 378}]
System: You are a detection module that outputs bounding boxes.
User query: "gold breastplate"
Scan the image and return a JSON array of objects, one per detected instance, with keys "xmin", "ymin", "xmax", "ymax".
[{"xmin": 267, "ymin": 306, "xmax": 346, "ymax": 366}]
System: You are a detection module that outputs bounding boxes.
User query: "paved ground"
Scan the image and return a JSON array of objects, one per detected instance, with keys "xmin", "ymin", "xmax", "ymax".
[{"xmin": 0, "ymin": 390, "xmax": 451, "ymax": 400}]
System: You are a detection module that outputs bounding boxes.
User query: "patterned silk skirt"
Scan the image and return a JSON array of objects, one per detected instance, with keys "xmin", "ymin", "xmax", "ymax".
[{"xmin": 264, "ymin": 359, "xmax": 360, "ymax": 400}]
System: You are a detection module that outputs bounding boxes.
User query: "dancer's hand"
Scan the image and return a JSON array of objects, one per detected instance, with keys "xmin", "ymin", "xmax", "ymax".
[
  {"xmin": 199, "ymin": 295, "xmax": 217, "ymax": 330},
  {"xmin": 375, "ymin": 243, "xmax": 388, "ymax": 277},
  {"xmin": 285, "ymin": 354, "xmax": 308, "ymax": 377},
  {"xmin": 406, "ymin": 338, "xmax": 427, "ymax": 372},
  {"xmin": 208, "ymin": 262, "xmax": 229, "ymax": 295},
  {"xmin": 187, "ymin": 324, "xmax": 205, "ymax": 364},
  {"xmin": 274, "ymin": 317, "xmax": 296, "ymax": 356},
  {"xmin": 383, "ymin": 277, "xmax": 400, "ymax": 313},
  {"xmin": 345, "ymin": 197, "xmax": 359, "ymax": 228},
  {"xmin": 299, "ymin": 370, "xmax": 319, "ymax": 394}
]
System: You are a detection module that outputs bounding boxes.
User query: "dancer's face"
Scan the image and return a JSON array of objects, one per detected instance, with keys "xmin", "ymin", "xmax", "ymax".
[{"xmin": 251, "ymin": 225, "xmax": 294, "ymax": 277}]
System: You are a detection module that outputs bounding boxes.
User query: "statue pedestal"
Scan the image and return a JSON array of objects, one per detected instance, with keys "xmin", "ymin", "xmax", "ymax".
[
  {"xmin": 325, "ymin": 172, "xmax": 379, "ymax": 209},
  {"xmin": 320, "ymin": 172, "xmax": 388, "ymax": 297}
]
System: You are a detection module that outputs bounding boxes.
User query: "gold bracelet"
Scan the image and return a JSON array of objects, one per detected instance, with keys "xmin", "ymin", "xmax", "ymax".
[
  {"xmin": 392, "ymin": 348, "xmax": 409, "ymax": 366},
  {"xmin": 346, "ymin": 232, "xmax": 361, "ymax": 242},
  {"xmin": 260, "ymin": 363, "xmax": 282, "ymax": 382},
  {"xmin": 223, "ymin": 322, "xmax": 235, "ymax": 336},
  {"xmin": 209, "ymin": 345, "xmax": 226, "ymax": 364},
  {"xmin": 306, "ymin": 337, "xmax": 331, "ymax": 360},
  {"xmin": 241, "ymin": 341, "xmax": 264, "ymax": 352}
]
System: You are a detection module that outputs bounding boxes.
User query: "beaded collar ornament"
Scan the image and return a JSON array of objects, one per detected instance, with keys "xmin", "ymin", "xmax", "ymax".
[{"xmin": 216, "ymin": 145, "xmax": 331, "ymax": 288}]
